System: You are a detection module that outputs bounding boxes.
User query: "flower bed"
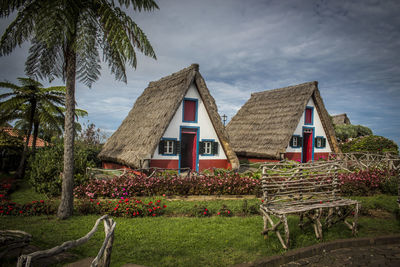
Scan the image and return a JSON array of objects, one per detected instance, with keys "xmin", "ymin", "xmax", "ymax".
[
  {"xmin": 338, "ymin": 168, "xmax": 398, "ymax": 196},
  {"xmin": 74, "ymin": 172, "xmax": 261, "ymax": 199}
]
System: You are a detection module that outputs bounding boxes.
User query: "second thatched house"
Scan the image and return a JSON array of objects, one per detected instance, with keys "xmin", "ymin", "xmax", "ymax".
[
  {"xmin": 331, "ymin": 113, "xmax": 351, "ymax": 125},
  {"xmin": 226, "ymin": 81, "xmax": 340, "ymax": 163},
  {"xmin": 99, "ymin": 64, "xmax": 239, "ymax": 172}
]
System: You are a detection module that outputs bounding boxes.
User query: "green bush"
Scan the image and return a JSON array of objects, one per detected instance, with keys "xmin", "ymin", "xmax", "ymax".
[
  {"xmin": 340, "ymin": 135, "xmax": 398, "ymax": 154},
  {"xmin": 27, "ymin": 142, "xmax": 102, "ymax": 196},
  {"xmin": 334, "ymin": 124, "xmax": 373, "ymax": 142},
  {"xmin": 0, "ymin": 131, "xmax": 23, "ymax": 172}
]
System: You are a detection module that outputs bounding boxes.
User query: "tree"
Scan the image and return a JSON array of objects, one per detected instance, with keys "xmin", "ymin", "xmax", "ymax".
[
  {"xmin": 334, "ymin": 124, "xmax": 373, "ymax": 142},
  {"xmin": 0, "ymin": 1, "xmax": 158, "ymax": 219},
  {"xmin": 0, "ymin": 78, "xmax": 65, "ymax": 178}
]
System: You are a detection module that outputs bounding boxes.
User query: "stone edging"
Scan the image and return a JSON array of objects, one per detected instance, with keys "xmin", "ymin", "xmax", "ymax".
[{"xmin": 235, "ymin": 234, "xmax": 400, "ymax": 267}]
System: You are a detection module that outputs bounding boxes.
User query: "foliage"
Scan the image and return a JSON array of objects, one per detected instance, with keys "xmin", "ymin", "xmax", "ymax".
[
  {"xmin": 0, "ymin": 0, "xmax": 159, "ymax": 218},
  {"xmin": 340, "ymin": 135, "xmax": 399, "ymax": 154},
  {"xmin": 0, "ymin": 130, "xmax": 23, "ymax": 171},
  {"xmin": 334, "ymin": 124, "xmax": 373, "ymax": 142},
  {"xmin": 0, "ymin": 199, "xmax": 56, "ymax": 216},
  {"xmin": 78, "ymin": 121, "xmax": 105, "ymax": 145},
  {"xmin": 74, "ymin": 172, "xmax": 262, "ymax": 198},
  {"xmin": 27, "ymin": 142, "xmax": 102, "ymax": 196},
  {"xmin": 75, "ymin": 197, "xmax": 166, "ymax": 218},
  {"xmin": 190, "ymin": 205, "xmax": 212, "ymax": 217},
  {"xmin": 338, "ymin": 168, "xmax": 398, "ymax": 196},
  {"xmin": 217, "ymin": 204, "xmax": 232, "ymax": 217}
]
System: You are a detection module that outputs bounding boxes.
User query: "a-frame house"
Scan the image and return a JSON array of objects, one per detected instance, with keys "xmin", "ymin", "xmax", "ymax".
[
  {"xmin": 99, "ymin": 64, "xmax": 239, "ymax": 171},
  {"xmin": 226, "ymin": 81, "xmax": 340, "ymax": 163}
]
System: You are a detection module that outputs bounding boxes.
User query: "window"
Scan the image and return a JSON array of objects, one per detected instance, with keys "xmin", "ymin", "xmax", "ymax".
[
  {"xmin": 199, "ymin": 140, "xmax": 219, "ymax": 155},
  {"xmin": 159, "ymin": 139, "xmax": 180, "ymax": 155},
  {"xmin": 164, "ymin": 140, "xmax": 174, "ymax": 154},
  {"xmin": 289, "ymin": 135, "xmax": 302, "ymax": 148},
  {"xmin": 315, "ymin": 137, "xmax": 326, "ymax": 148},
  {"xmin": 183, "ymin": 98, "xmax": 198, "ymax": 122},
  {"xmin": 204, "ymin": 141, "xmax": 212, "ymax": 154},
  {"xmin": 305, "ymin": 107, "xmax": 313, "ymax": 125}
]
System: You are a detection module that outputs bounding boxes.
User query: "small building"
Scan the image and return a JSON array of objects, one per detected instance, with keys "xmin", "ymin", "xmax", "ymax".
[
  {"xmin": 1, "ymin": 127, "xmax": 48, "ymax": 148},
  {"xmin": 331, "ymin": 113, "xmax": 351, "ymax": 125},
  {"xmin": 99, "ymin": 64, "xmax": 239, "ymax": 172},
  {"xmin": 226, "ymin": 81, "xmax": 340, "ymax": 163}
]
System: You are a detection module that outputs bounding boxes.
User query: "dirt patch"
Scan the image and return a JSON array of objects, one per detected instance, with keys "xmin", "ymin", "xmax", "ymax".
[{"xmin": 368, "ymin": 209, "xmax": 394, "ymax": 219}]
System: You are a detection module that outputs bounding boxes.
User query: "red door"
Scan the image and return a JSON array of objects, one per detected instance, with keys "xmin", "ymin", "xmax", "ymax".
[
  {"xmin": 302, "ymin": 129, "xmax": 313, "ymax": 163},
  {"xmin": 181, "ymin": 129, "xmax": 197, "ymax": 171}
]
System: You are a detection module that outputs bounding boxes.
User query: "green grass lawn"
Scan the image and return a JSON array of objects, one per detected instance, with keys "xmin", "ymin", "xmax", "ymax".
[
  {"xmin": 1, "ymin": 211, "xmax": 399, "ymax": 266},
  {"xmin": 1, "ymin": 174, "xmax": 400, "ymax": 266}
]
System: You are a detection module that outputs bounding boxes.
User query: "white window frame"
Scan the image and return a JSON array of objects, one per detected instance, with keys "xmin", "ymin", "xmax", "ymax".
[
  {"xmin": 164, "ymin": 140, "xmax": 174, "ymax": 154},
  {"xmin": 204, "ymin": 141, "xmax": 212, "ymax": 155},
  {"xmin": 292, "ymin": 136, "xmax": 298, "ymax": 147}
]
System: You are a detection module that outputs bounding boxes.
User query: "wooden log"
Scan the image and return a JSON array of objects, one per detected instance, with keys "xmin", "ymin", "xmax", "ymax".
[{"xmin": 17, "ymin": 215, "xmax": 115, "ymax": 267}]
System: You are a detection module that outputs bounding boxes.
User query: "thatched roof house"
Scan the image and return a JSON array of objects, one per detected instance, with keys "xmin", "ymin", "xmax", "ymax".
[
  {"xmin": 99, "ymin": 64, "xmax": 239, "ymax": 171},
  {"xmin": 331, "ymin": 113, "xmax": 351, "ymax": 125},
  {"xmin": 226, "ymin": 81, "xmax": 340, "ymax": 162}
]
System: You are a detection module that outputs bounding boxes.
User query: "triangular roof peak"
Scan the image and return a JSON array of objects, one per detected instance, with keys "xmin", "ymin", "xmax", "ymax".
[
  {"xmin": 99, "ymin": 64, "xmax": 239, "ymax": 169},
  {"xmin": 226, "ymin": 81, "xmax": 339, "ymax": 159}
]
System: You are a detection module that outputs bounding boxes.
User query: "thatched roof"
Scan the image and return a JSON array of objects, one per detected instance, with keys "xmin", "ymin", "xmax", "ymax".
[
  {"xmin": 226, "ymin": 81, "xmax": 340, "ymax": 159},
  {"xmin": 99, "ymin": 64, "xmax": 239, "ymax": 169},
  {"xmin": 331, "ymin": 113, "xmax": 351, "ymax": 125}
]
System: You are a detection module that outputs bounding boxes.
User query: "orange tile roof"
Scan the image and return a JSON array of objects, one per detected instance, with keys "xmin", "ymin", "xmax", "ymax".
[{"xmin": 1, "ymin": 127, "xmax": 49, "ymax": 147}]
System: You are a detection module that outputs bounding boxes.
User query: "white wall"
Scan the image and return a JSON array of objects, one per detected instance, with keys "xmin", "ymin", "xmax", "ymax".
[
  {"xmin": 286, "ymin": 97, "xmax": 331, "ymax": 153},
  {"xmin": 152, "ymin": 83, "xmax": 227, "ymax": 160}
]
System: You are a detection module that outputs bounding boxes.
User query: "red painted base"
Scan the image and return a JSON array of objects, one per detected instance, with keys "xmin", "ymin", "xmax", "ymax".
[
  {"xmin": 150, "ymin": 159, "xmax": 179, "ymax": 169},
  {"xmin": 285, "ymin": 152, "xmax": 330, "ymax": 162},
  {"xmin": 103, "ymin": 159, "xmax": 231, "ymax": 172}
]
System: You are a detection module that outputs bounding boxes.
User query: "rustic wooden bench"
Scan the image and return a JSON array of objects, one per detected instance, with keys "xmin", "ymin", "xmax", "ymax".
[{"xmin": 260, "ymin": 161, "xmax": 360, "ymax": 249}]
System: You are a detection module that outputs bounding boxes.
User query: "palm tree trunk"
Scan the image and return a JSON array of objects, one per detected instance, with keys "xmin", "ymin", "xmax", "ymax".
[
  {"xmin": 32, "ymin": 120, "xmax": 39, "ymax": 155},
  {"xmin": 16, "ymin": 101, "xmax": 36, "ymax": 179},
  {"xmin": 57, "ymin": 41, "xmax": 76, "ymax": 219}
]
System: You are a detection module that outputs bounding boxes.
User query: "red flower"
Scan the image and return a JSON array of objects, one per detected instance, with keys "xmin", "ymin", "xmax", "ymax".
[
  {"xmin": 152, "ymin": 214, "xmax": 156, "ymax": 217},
  {"xmin": 217, "ymin": 212, "xmax": 220, "ymax": 215},
  {"xmin": 205, "ymin": 208, "xmax": 208, "ymax": 211},
  {"xmin": 227, "ymin": 211, "xmax": 230, "ymax": 214},
  {"xmin": 90, "ymin": 199, "xmax": 93, "ymax": 202},
  {"xmin": 114, "ymin": 207, "xmax": 118, "ymax": 210},
  {"xmin": 148, "ymin": 209, "xmax": 152, "ymax": 212},
  {"xmin": 0, "ymin": 194, "xmax": 4, "ymax": 198},
  {"xmin": 153, "ymin": 207, "xmax": 157, "ymax": 211},
  {"xmin": 163, "ymin": 205, "xmax": 167, "ymax": 208},
  {"xmin": 203, "ymin": 212, "xmax": 207, "ymax": 215},
  {"xmin": 97, "ymin": 202, "xmax": 100, "ymax": 205},
  {"xmin": 40, "ymin": 200, "xmax": 44, "ymax": 203},
  {"xmin": 261, "ymin": 199, "xmax": 264, "ymax": 203},
  {"xmin": 19, "ymin": 210, "xmax": 23, "ymax": 214},
  {"xmin": 319, "ymin": 201, "xmax": 323, "ymax": 204}
]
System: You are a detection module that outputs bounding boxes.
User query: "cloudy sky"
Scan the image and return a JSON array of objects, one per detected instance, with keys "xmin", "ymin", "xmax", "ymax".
[{"xmin": 1, "ymin": 0, "xmax": 399, "ymax": 146}]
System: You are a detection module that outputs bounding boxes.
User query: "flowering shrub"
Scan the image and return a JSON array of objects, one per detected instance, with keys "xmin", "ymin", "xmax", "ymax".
[
  {"xmin": 0, "ymin": 200, "xmax": 56, "ymax": 216},
  {"xmin": 191, "ymin": 205, "xmax": 212, "ymax": 217},
  {"xmin": 74, "ymin": 172, "xmax": 261, "ymax": 198},
  {"xmin": 338, "ymin": 168, "xmax": 398, "ymax": 196},
  {"xmin": 75, "ymin": 197, "xmax": 167, "ymax": 217},
  {"xmin": 217, "ymin": 205, "xmax": 232, "ymax": 217}
]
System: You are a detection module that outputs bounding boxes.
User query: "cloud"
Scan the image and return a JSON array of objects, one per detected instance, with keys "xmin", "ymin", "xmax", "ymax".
[{"xmin": 1, "ymin": 0, "xmax": 399, "ymax": 147}]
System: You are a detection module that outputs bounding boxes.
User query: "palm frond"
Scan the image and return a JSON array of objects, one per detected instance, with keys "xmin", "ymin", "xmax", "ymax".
[
  {"xmin": 76, "ymin": 8, "xmax": 101, "ymax": 87},
  {"xmin": 0, "ymin": 81, "xmax": 20, "ymax": 90},
  {"xmin": 115, "ymin": 0, "xmax": 159, "ymax": 11},
  {"xmin": 25, "ymin": 38, "xmax": 64, "ymax": 81},
  {"xmin": 0, "ymin": 0, "xmax": 40, "ymax": 56},
  {"xmin": 0, "ymin": 0, "xmax": 29, "ymax": 18}
]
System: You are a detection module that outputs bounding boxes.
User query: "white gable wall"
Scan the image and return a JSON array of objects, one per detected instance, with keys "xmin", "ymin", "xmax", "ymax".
[
  {"xmin": 152, "ymin": 83, "xmax": 227, "ymax": 160},
  {"xmin": 286, "ymin": 97, "xmax": 331, "ymax": 153}
]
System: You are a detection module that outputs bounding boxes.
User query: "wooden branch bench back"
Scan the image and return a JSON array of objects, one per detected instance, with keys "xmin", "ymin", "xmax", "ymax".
[{"xmin": 260, "ymin": 161, "xmax": 359, "ymax": 249}]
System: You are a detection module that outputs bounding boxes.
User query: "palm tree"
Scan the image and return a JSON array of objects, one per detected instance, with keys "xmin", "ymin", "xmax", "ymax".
[
  {"xmin": 0, "ymin": 78, "xmax": 65, "ymax": 178},
  {"xmin": 0, "ymin": 0, "xmax": 158, "ymax": 219}
]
